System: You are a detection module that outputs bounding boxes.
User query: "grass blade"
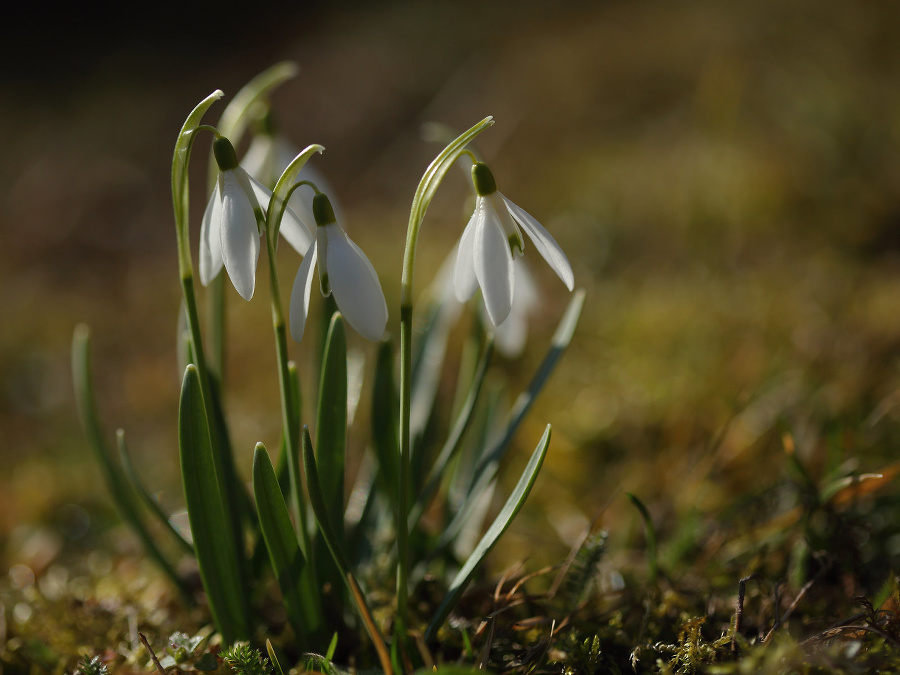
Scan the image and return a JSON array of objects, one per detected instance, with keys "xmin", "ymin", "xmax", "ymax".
[
  {"xmin": 425, "ymin": 425, "xmax": 553, "ymax": 641},
  {"xmin": 178, "ymin": 364, "xmax": 250, "ymax": 642},
  {"xmin": 253, "ymin": 443, "xmax": 322, "ymax": 645}
]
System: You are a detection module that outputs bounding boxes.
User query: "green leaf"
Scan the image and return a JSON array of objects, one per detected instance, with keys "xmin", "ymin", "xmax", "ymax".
[
  {"xmin": 301, "ymin": 426, "xmax": 350, "ymax": 574},
  {"xmin": 409, "ymin": 336, "xmax": 493, "ymax": 532},
  {"xmin": 71, "ymin": 325, "xmax": 190, "ymax": 602},
  {"xmin": 301, "ymin": 427, "xmax": 393, "ymax": 675},
  {"xmin": 467, "ymin": 290, "xmax": 585, "ymax": 499},
  {"xmin": 440, "ymin": 290, "xmax": 585, "ymax": 547},
  {"xmin": 316, "ymin": 312, "xmax": 348, "ymax": 541},
  {"xmin": 178, "ymin": 364, "xmax": 249, "ymax": 642},
  {"xmin": 252, "ymin": 443, "xmax": 322, "ymax": 645},
  {"xmin": 116, "ymin": 429, "xmax": 193, "ymax": 557},
  {"xmin": 425, "ymin": 425, "xmax": 553, "ymax": 641},
  {"xmin": 371, "ymin": 340, "xmax": 400, "ymax": 512},
  {"xmin": 266, "ymin": 641, "xmax": 285, "ymax": 675}
]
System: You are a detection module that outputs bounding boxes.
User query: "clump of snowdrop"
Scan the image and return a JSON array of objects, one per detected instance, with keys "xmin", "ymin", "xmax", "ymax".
[{"xmin": 73, "ymin": 69, "xmax": 585, "ymax": 668}]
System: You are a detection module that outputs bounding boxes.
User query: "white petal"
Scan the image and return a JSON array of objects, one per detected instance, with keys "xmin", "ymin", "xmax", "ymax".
[
  {"xmin": 289, "ymin": 243, "xmax": 318, "ymax": 342},
  {"xmin": 220, "ymin": 170, "xmax": 261, "ymax": 301},
  {"xmin": 491, "ymin": 258, "xmax": 537, "ymax": 357},
  {"xmin": 503, "ymin": 195, "xmax": 574, "ymax": 291},
  {"xmin": 474, "ymin": 202, "xmax": 515, "ymax": 326},
  {"xmin": 323, "ymin": 224, "xmax": 388, "ymax": 341},
  {"xmin": 279, "ymin": 203, "xmax": 314, "ymax": 254},
  {"xmin": 245, "ymin": 172, "xmax": 273, "ymax": 214},
  {"xmin": 199, "ymin": 179, "xmax": 223, "ymax": 286},
  {"xmin": 512, "ymin": 257, "xmax": 540, "ymax": 311},
  {"xmin": 453, "ymin": 210, "xmax": 479, "ymax": 301}
]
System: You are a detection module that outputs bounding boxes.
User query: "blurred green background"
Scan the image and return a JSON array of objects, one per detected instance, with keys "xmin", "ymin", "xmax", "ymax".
[{"xmin": 3, "ymin": 0, "xmax": 900, "ymax": 579}]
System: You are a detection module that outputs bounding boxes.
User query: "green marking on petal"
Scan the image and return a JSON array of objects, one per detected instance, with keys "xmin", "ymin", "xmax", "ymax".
[
  {"xmin": 508, "ymin": 233, "xmax": 525, "ymax": 256},
  {"xmin": 320, "ymin": 271, "xmax": 331, "ymax": 296}
]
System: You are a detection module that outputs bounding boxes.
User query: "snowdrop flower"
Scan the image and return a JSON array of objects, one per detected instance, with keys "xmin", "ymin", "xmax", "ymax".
[
  {"xmin": 200, "ymin": 136, "xmax": 313, "ymax": 300},
  {"xmin": 454, "ymin": 162, "xmax": 574, "ymax": 326},
  {"xmin": 289, "ymin": 192, "xmax": 387, "ymax": 342}
]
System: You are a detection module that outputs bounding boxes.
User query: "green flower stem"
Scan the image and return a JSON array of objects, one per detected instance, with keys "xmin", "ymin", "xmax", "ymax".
[
  {"xmin": 264, "ymin": 226, "xmax": 309, "ymax": 553},
  {"xmin": 397, "ymin": 116, "xmax": 494, "ymax": 636},
  {"xmin": 262, "ymin": 144, "xmax": 323, "ymax": 543},
  {"xmin": 171, "ymin": 94, "xmax": 248, "ymax": 593}
]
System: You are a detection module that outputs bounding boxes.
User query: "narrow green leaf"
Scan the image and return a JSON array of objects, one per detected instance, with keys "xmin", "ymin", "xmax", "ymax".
[
  {"xmin": 178, "ymin": 364, "xmax": 249, "ymax": 642},
  {"xmin": 439, "ymin": 290, "xmax": 585, "ymax": 547},
  {"xmin": 266, "ymin": 640, "xmax": 285, "ymax": 675},
  {"xmin": 409, "ymin": 337, "xmax": 493, "ymax": 532},
  {"xmin": 253, "ymin": 443, "xmax": 321, "ymax": 645},
  {"xmin": 371, "ymin": 340, "xmax": 400, "ymax": 512},
  {"xmin": 468, "ymin": 289, "xmax": 585, "ymax": 495},
  {"xmin": 316, "ymin": 312, "xmax": 348, "ymax": 540},
  {"xmin": 116, "ymin": 429, "xmax": 193, "ymax": 557},
  {"xmin": 71, "ymin": 325, "xmax": 190, "ymax": 602},
  {"xmin": 301, "ymin": 426, "xmax": 350, "ymax": 574},
  {"xmin": 425, "ymin": 425, "xmax": 552, "ymax": 641}
]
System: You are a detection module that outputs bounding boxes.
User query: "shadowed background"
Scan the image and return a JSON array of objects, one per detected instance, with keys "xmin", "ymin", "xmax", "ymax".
[{"xmin": 3, "ymin": 0, "xmax": 900, "ymax": 580}]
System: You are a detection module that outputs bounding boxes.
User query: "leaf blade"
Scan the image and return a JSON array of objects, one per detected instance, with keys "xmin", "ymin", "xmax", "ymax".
[
  {"xmin": 178, "ymin": 364, "xmax": 249, "ymax": 642},
  {"xmin": 425, "ymin": 425, "xmax": 553, "ymax": 641}
]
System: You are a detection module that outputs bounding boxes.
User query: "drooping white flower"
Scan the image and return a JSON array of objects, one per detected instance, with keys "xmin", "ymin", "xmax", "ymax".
[
  {"xmin": 454, "ymin": 162, "xmax": 573, "ymax": 326},
  {"xmin": 289, "ymin": 193, "xmax": 387, "ymax": 342},
  {"xmin": 200, "ymin": 136, "xmax": 313, "ymax": 300}
]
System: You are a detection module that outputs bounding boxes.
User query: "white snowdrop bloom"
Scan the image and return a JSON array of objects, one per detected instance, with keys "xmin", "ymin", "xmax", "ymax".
[
  {"xmin": 454, "ymin": 162, "xmax": 573, "ymax": 326},
  {"xmin": 289, "ymin": 193, "xmax": 387, "ymax": 342},
  {"xmin": 200, "ymin": 136, "xmax": 313, "ymax": 300}
]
